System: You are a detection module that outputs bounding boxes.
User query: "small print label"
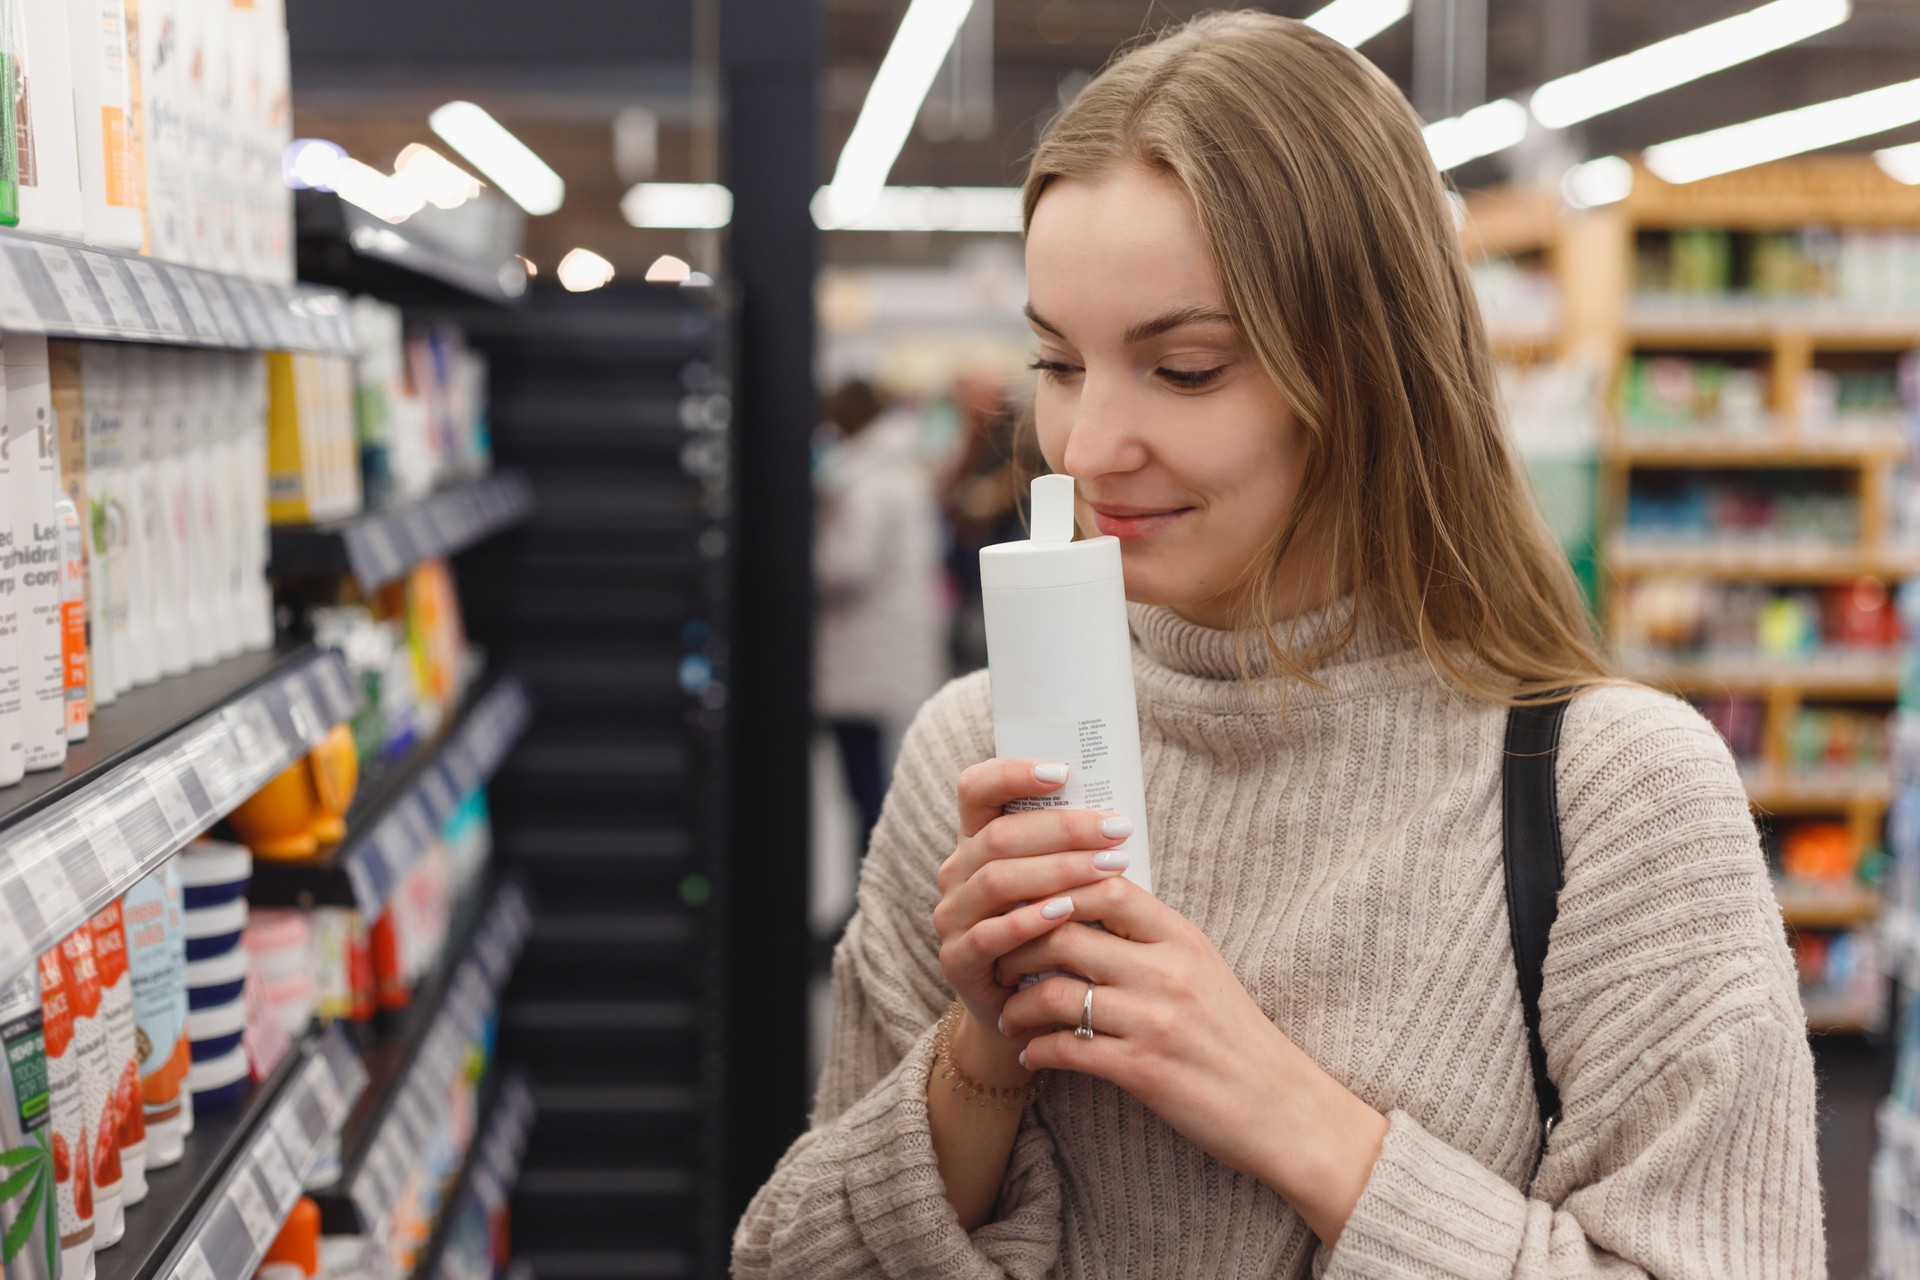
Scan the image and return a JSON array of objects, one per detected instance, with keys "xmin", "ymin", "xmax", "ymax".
[
  {"xmin": 170, "ymin": 1241, "xmax": 219, "ymax": 1280},
  {"xmin": 228, "ymin": 1169, "xmax": 280, "ymax": 1247},
  {"xmin": 125, "ymin": 260, "xmax": 188, "ymax": 335},
  {"xmin": 0, "ymin": 250, "xmax": 41, "ymax": 329},
  {"xmin": 11, "ymin": 832, "xmax": 82, "ymax": 932},
  {"xmin": 165, "ymin": 267, "xmax": 220, "ymax": 338},
  {"xmin": 144, "ymin": 767, "xmax": 203, "ymax": 840},
  {"xmin": 34, "ymin": 246, "xmax": 106, "ymax": 327},
  {"xmin": 76, "ymin": 251, "xmax": 145, "ymax": 329},
  {"xmin": 74, "ymin": 803, "xmax": 138, "ymax": 883}
]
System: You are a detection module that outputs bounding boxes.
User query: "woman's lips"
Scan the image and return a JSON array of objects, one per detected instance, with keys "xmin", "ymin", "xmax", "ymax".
[{"xmin": 1086, "ymin": 504, "xmax": 1192, "ymax": 541}]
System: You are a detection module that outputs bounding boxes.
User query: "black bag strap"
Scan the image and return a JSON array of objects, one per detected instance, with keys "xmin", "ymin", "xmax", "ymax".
[{"xmin": 1503, "ymin": 694, "xmax": 1573, "ymax": 1142}]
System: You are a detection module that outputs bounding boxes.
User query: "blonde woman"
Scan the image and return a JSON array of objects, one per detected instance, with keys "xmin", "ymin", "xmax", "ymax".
[{"xmin": 736, "ymin": 11, "xmax": 1821, "ymax": 1277}]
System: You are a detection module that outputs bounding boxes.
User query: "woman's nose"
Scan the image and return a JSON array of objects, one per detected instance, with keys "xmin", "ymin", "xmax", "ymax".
[{"xmin": 1060, "ymin": 372, "xmax": 1150, "ymax": 479}]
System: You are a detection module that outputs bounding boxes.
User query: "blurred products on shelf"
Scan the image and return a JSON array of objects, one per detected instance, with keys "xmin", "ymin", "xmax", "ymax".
[
  {"xmin": 1615, "ymin": 576, "xmax": 1901, "ymax": 665},
  {"xmin": 1634, "ymin": 227, "xmax": 1920, "ymax": 316},
  {"xmin": 1622, "ymin": 470, "xmax": 1863, "ymax": 550}
]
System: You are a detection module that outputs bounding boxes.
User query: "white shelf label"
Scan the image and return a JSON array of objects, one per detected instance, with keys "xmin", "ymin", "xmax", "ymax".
[
  {"xmin": 124, "ymin": 260, "xmax": 188, "ymax": 335},
  {"xmin": 165, "ymin": 266, "xmax": 220, "ymax": 339},
  {"xmin": 169, "ymin": 1241, "xmax": 219, "ymax": 1280},
  {"xmin": 34, "ymin": 246, "xmax": 106, "ymax": 328},
  {"xmin": 254, "ymin": 1132, "xmax": 303, "ymax": 1209},
  {"xmin": 143, "ymin": 766, "xmax": 203, "ymax": 841},
  {"xmin": 228, "ymin": 1168, "xmax": 281, "ymax": 1248},
  {"xmin": 76, "ymin": 251, "xmax": 144, "ymax": 329},
  {"xmin": 13, "ymin": 833, "xmax": 82, "ymax": 933},
  {"xmin": 73, "ymin": 804, "xmax": 137, "ymax": 885},
  {"xmin": 0, "ymin": 251, "xmax": 40, "ymax": 329}
]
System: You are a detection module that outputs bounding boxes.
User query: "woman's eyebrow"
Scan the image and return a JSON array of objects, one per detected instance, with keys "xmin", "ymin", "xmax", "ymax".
[{"xmin": 1023, "ymin": 302, "xmax": 1236, "ymax": 344}]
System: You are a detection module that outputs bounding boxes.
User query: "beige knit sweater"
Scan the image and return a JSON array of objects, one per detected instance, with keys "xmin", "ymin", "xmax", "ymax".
[{"xmin": 734, "ymin": 599, "xmax": 1824, "ymax": 1278}]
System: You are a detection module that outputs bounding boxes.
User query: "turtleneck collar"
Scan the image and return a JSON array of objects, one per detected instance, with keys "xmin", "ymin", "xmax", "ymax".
[{"xmin": 1126, "ymin": 593, "xmax": 1433, "ymax": 710}]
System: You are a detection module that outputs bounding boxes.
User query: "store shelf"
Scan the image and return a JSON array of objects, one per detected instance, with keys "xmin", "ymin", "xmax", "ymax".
[
  {"xmin": 249, "ymin": 672, "xmax": 533, "ymax": 916},
  {"xmin": 1625, "ymin": 305, "xmax": 1920, "ymax": 350},
  {"xmin": 1626, "ymin": 654, "xmax": 1903, "ymax": 698},
  {"xmin": 1802, "ymin": 996, "xmax": 1886, "ymax": 1035},
  {"xmin": 1776, "ymin": 879, "xmax": 1882, "ymax": 930},
  {"xmin": 98, "ymin": 1025, "xmax": 367, "ymax": 1280},
  {"xmin": 296, "ymin": 191, "xmax": 529, "ymax": 306},
  {"xmin": 1609, "ymin": 429, "xmax": 1906, "ymax": 468},
  {"xmin": 1743, "ymin": 768, "xmax": 1892, "ymax": 814},
  {"xmin": 271, "ymin": 472, "xmax": 536, "ymax": 591},
  {"xmin": 1605, "ymin": 540, "xmax": 1920, "ymax": 582},
  {"xmin": 0, "ymin": 227, "xmax": 353, "ymax": 353},
  {"xmin": 317, "ymin": 879, "xmax": 535, "ymax": 1237},
  {"xmin": 413, "ymin": 1072, "xmax": 536, "ymax": 1280},
  {"xmin": 0, "ymin": 646, "xmax": 359, "ymax": 980}
]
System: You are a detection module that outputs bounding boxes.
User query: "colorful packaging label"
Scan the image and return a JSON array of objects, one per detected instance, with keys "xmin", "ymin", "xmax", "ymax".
[
  {"xmin": 36, "ymin": 948, "xmax": 92, "ymax": 1261},
  {"xmin": 0, "ymin": 970, "xmax": 56, "ymax": 1279},
  {"xmin": 58, "ymin": 926, "xmax": 121, "ymax": 1231},
  {"xmin": 91, "ymin": 902, "xmax": 146, "ymax": 1189},
  {"xmin": 124, "ymin": 867, "xmax": 188, "ymax": 1146},
  {"xmin": 58, "ymin": 497, "xmax": 88, "ymax": 738}
]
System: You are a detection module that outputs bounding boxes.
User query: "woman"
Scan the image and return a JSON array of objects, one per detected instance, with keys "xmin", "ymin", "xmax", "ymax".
[{"xmin": 736, "ymin": 11, "xmax": 1821, "ymax": 1277}]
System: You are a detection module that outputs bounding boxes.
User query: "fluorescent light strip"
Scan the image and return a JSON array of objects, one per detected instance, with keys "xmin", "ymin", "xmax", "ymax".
[
  {"xmin": 812, "ymin": 185, "xmax": 1021, "ymax": 232},
  {"xmin": 621, "ymin": 183, "xmax": 734, "ymax": 230},
  {"xmin": 1423, "ymin": 99, "xmax": 1528, "ymax": 173},
  {"xmin": 1644, "ymin": 76, "xmax": 1920, "ymax": 184},
  {"xmin": 1530, "ymin": 0, "xmax": 1849, "ymax": 129},
  {"xmin": 1876, "ymin": 140, "xmax": 1920, "ymax": 184},
  {"xmin": 556, "ymin": 248, "xmax": 615, "ymax": 292},
  {"xmin": 1561, "ymin": 156, "xmax": 1634, "ymax": 208},
  {"xmin": 821, "ymin": 0, "xmax": 975, "ymax": 228},
  {"xmin": 1302, "ymin": 0, "xmax": 1410, "ymax": 48},
  {"xmin": 428, "ymin": 101, "xmax": 565, "ymax": 216}
]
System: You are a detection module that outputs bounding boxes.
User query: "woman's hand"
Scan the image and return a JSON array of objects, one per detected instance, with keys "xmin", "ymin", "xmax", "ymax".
[
  {"xmin": 933, "ymin": 757, "xmax": 1134, "ymax": 1079},
  {"xmin": 996, "ymin": 876, "xmax": 1390, "ymax": 1246}
]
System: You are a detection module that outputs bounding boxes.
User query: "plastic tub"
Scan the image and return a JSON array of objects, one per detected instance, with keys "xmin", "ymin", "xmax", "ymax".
[
  {"xmin": 184, "ymin": 898, "xmax": 248, "ymax": 962},
  {"xmin": 261, "ymin": 971, "xmax": 314, "ymax": 1037},
  {"xmin": 178, "ymin": 840, "xmax": 253, "ymax": 909},
  {"xmin": 244, "ymin": 909, "xmax": 310, "ymax": 983},
  {"xmin": 187, "ymin": 1000, "xmax": 247, "ymax": 1062},
  {"xmin": 188, "ymin": 1044, "xmax": 251, "ymax": 1113},
  {"xmin": 185, "ymin": 946, "xmax": 248, "ymax": 1009}
]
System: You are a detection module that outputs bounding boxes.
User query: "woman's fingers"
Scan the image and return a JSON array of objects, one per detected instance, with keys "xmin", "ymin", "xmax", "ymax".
[
  {"xmin": 941, "ymin": 894, "xmax": 1080, "ymax": 993},
  {"xmin": 935, "ymin": 849, "xmax": 1129, "ymax": 938},
  {"xmin": 999, "ymin": 972, "xmax": 1130, "ymax": 1042},
  {"xmin": 993, "ymin": 915, "xmax": 1132, "ymax": 988},
  {"xmin": 938, "ymin": 803, "xmax": 1132, "ymax": 898},
  {"xmin": 955, "ymin": 757, "xmax": 1072, "ymax": 838}
]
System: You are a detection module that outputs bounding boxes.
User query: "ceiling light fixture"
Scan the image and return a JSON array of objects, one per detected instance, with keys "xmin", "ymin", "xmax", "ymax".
[
  {"xmin": 393, "ymin": 143, "xmax": 485, "ymax": 210},
  {"xmin": 1644, "ymin": 75, "xmax": 1920, "ymax": 183},
  {"xmin": 1875, "ymin": 140, "xmax": 1920, "ymax": 184},
  {"xmin": 621, "ymin": 183, "xmax": 734, "ymax": 230},
  {"xmin": 1530, "ymin": 0, "xmax": 1849, "ymax": 130},
  {"xmin": 819, "ymin": 0, "xmax": 975, "ymax": 228},
  {"xmin": 810, "ymin": 185, "xmax": 1022, "ymax": 232},
  {"xmin": 1560, "ymin": 155, "xmax": 1634, "ymax": 208},
  {"xmin": 1302, "ymin": 0, "xmax": 1410, "ymax": 49},
  {"xmin": 428, "ymin": 101, "xmax": 565, "ymax": 215},
  {"xmin": 557, "ymin": 248, "xmax": 615, "ymax": 292},
  {"xmin": 1423, "ymin": 99, "xmax": 1528, "ymax": 173}
]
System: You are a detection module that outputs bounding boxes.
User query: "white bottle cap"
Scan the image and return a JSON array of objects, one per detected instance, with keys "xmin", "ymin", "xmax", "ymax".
[{"xmin": 979, "ymin": 474, "xmax": 1122, "ymax": 591}]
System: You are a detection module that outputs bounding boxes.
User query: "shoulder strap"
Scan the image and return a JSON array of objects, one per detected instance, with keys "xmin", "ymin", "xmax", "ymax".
[{"xmin": 1503, "ymin": 695, "xmax": 1573, "ymax": 1138}]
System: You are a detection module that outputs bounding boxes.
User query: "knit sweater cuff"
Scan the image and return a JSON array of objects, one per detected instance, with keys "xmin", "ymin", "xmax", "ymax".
[
  {"xmin": 1319, "ymin": 1110, "xmax": 1530, "ymax": 1280},
  {"xmin": 839, "ymin": 1021, "xmax": 1062, "ymax": 1279}
]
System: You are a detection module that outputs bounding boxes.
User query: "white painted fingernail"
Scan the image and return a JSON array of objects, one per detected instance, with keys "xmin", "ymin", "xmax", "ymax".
[
  {"xmin": 997, "ymin": 1012, "xmax": 1006, "ymax": 1035},
  {"xmin": 1041, "ymin": 895, "xmax": 1074, "ymax": 920},
  {"xmin": 1033, "ymin": 762, "xmax": 1069, "ymax": 784},
  {"xmin": 1018, "ymin": 1049, "xmax": 1028, "ymax": 1069},
  {"xmin": 1093, "ymin": 850, "xmax": 1129, "ymax": 871},
  {"xmin": 1099, "ymin": 815, "xmax": 1133, "ymax": 840}
]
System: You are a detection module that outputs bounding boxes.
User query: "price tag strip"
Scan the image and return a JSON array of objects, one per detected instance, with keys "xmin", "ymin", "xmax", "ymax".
[
  {"xmin": 344, "ymin": 883, "xmax": 533, "ymax": 1237},
  {"xmin": 335, "ymin": 472, "xmax": 536, "ymax": 592},
  {"xmin": 342, "ymin": 676, "xmax": 532, "ymax": 919},
  {"xmin": 0, "ymin": 649, "xmax": 362, "ymax": 983},
  {"xmin": 160, "ymin": 1026, "xmax": 367, "ymax": 1280},
  {"xmin": 0, "ymin": 228, "xmax": 356, "ymax": 353}
]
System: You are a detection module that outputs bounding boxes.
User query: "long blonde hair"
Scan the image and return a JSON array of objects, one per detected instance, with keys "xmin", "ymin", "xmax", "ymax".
[{"xmin": 1022, "ymin": 10, "xmax": 1609, "ymax": 702}]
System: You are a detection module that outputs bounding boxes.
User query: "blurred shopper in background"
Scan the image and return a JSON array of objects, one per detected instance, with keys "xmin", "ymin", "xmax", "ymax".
[
  {"xmin": 814, "ymin": 379, "xmax": 948, "ymax": 854},
  {"xmin": 939, "ymin": 371, "xmax": 1044, "ymax": 672}
]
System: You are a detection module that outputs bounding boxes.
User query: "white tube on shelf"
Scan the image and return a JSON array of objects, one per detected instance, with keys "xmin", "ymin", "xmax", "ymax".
[
  {"xmin": 185, "ymin": 348, "xmax": 219, "ymax": 667},
  {"xmin": 979, "ymin": 473, "xmax": 1154, "ymax": 895},
  {"xmin": 81, "ymin": 342, "xmax": 126, "ymax": 702},
  {"xmin": 5, "ymin": 334, "xmax": 67, "ymax": 771},
  {"xmin": 123, "ymin": 345, "xmax": 161, "ymax": 686},
  {"xmin": 152, "ymin": 350, "xmax": 190, "ymax": 676},
  {"xmin": 0, "ymin": 353, "xmax": 22, "ymax": 789},
  {"xmin": 67, "ymin": 0, "xmax": 146, "ymax": 249}
]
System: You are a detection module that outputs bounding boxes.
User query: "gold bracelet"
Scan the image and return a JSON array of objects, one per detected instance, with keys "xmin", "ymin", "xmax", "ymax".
[{"xmin": 930, "ymin": 1002, "xmax": 1048, "ymax": 1111}]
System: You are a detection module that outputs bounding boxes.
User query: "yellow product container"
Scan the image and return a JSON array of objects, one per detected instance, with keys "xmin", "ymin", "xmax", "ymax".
[
  {"xmin": 308, "ymin": 725, "xmax": 360, "ymax": 844},
  {"xmin": 229, "ymin": 753, "xmax": 322, "ymax": 859}
]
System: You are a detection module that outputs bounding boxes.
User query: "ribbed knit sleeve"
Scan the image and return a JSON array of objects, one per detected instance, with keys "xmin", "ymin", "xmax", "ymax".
[
  {"xmin": 732, "ymin": 672, "xmax": 1064, "ymax": 1279},
  {"xmin": 1319, "ymin": 684, "xmax": 1823, "ymax": 1279}
]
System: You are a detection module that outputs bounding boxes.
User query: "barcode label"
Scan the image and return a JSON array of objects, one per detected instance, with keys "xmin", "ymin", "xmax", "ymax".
[
  {"xmin": 76, "ymin": 251, "xmax": 146, "ymax": 329},
  {"xmin": 143, "ymin": 766, "xmax": 203, "ymax": 841},
  {"xmin": 169, "ymin": 1241, "xmax": 218, "ymax": 1280},
  {"xmin": 124, "ymin": 260, "xmax": 188, "ymax": 335},
  {"xmin": 228, "ymin": 1168, "xmax": 280, "ymax": 1248},
  {"xmin": 33, "ymin": 246, "xmax": 105, "ymax": 327},
  {"xmin": 165, "ymin": 266, "xmax": 220, "ymax": 339},
  {"xmin": 0, "ymin": 250, "xmax": 41, "ymax": 329}
]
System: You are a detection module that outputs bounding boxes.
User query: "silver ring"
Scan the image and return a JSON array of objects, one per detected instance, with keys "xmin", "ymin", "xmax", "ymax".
[{"xmin": 1076, "ymin": 983, "xmax": 1096, "ymax": 1039}]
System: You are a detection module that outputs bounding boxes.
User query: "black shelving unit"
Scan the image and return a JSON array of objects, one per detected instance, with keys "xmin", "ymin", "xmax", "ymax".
[
  {"xmin": 295, "ymin": 190, "xmax": 528, "ymax": 308},
  {"xmin": 409, "ymin": 1070, "xmax": 535, "ymax": 1280},
  {"xmin": 458, "ymin": 283, "xmax": 732, "ymax": 1278},
  {"xmin": 271, "ymin": 471, "xmax": 536, "ymax": 591}
]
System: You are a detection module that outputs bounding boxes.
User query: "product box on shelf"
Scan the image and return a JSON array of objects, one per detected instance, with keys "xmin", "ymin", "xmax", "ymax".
[{"xmin": 12, "ymin": 0, "xmax": 85, "ymax": 239}]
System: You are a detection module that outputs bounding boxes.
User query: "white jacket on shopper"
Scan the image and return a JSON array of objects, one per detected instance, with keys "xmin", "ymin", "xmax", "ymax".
[{"xmin": 814, "ymin": 410, "xmax": 948, "ymax": 726}]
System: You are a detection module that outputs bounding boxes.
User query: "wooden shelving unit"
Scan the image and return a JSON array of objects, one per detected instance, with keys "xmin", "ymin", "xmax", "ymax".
[{"xmin": 1464, "ymin": 157, "xmax": 1920, "ymax": 1032}]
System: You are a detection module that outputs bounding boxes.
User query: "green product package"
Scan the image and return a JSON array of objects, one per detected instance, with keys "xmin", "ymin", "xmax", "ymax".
[
  {"xmin": 0, "ymin": 0, "xmax": 18, "ymax": 226},
  {"xmin": 0, "ymin": 969, "xmax": 56, "ymax": 1279}
]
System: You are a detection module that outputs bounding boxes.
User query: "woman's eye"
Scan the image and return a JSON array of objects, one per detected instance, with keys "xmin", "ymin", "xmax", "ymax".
[
  {"xmin": 1157, "ymin": 366, "xmax": 1226, "ymax": 389},
  {"xmin": 1028, "ymin": 357, "xmax": 1079, "ymax": 380}
]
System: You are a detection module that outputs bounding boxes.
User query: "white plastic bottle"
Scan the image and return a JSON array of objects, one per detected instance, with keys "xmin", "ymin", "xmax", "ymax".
[
  {"xmin": 979, "ymin": 473, "xmax": 1153, "ymax": 894},
  {"xmin": 5, "ymin": 335, "xmax": 67, "ymax": 772},
  {"xmin": 80, "ymin": 343, "xmax": 124, "ymax": 703},
  {"xmin": 152, "ymin": 352, "xmax": 191, "ymax": 677},
  {"xmin": 66, "ymin": 0, "xmax": 146, "ymax": 249},
  {"xmin": 0, "ymin": 354, "xmax": 23, "ymax": 788},
  {"xmin": 121, "ymin": 347, "xmax": 160, "ymax": 687}
]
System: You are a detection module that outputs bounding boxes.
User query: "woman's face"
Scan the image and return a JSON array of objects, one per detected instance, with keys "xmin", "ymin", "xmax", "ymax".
[{"xmin": 1025, "ymin": 162, "xmax": 1310, "ymax": 628}]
